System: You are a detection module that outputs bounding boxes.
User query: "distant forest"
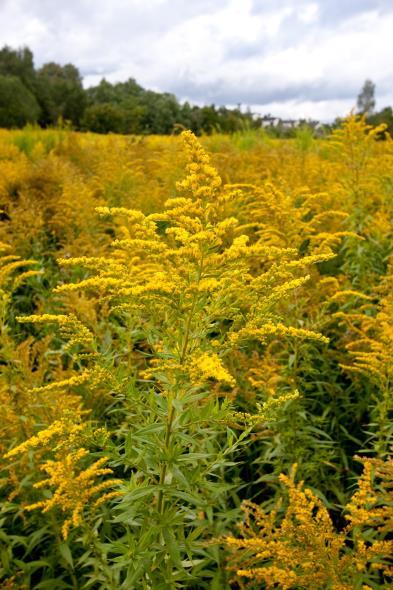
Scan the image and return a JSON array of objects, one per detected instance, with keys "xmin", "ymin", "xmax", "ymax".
[
  {"xmin": 0, "ymin": 46, "xmax": 260, "ymax": 135},
  {"xmin": 1, "ymin": 45, "xmax": 392, "ymax": 135}
]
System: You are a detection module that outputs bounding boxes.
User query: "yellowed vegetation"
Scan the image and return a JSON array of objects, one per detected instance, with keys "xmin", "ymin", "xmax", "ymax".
[{"xmin": 0, "ymin": 117, "xmax": 392, "ymax": 588}]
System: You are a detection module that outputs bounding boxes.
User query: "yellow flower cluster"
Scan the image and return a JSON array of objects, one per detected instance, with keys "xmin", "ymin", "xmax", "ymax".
[
  {"xmin": 338, "ymin": 272, "xmax": 393, "ymax": 387},
  {"xmin": 176, "ymin": 130, "xmax": 222, "ymax": 201},
  {"xmin": 27, "ymin": 449, "xmax": 121, "ymax": 539},
  {"xmin": 190, "ymin": 351, "xmax": 235, "ymax": 387},
  {"xmin": 223, "ymin": 458, "xmax": 393, "ymax": 589},
  {"xmin": 231, "ymin": 390, "xmax": 300, "ymax": 425},
  {"xmin": 5, "ymin": 416, "xmax": 121, "ymax": 539},
  {"xmin": 24, "ymin": 130, "xmax": 328, "ymax": 403},
  {"xmin": 230, "ymin": 322, "xmax": 329, "ymax": 346},
  {"xmin": 335, "ymin": 267, "xmax": 393, "ymax": 455},
  {"xmin": 4, "ymin": 418, "xmax": 84, "ymax": 459},
  {"xmin": 346, "ymin": 455, "xmax": 393, "ymax": 534},
  {"xmin": 17, "ymin": 313, "xmax": 95, "ymax": 350}
]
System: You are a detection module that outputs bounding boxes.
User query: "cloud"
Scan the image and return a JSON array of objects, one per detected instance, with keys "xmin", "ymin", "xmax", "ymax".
[{"xmin": 0, "ymin": 0, "xmax": 392, "ymax": 120}]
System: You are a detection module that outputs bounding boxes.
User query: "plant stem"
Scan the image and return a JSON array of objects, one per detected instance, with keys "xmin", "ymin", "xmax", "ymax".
[
  {"xmin": 157, "ymin": 401, "xmax": 175, "ymax": 514},
  {"xmin": 156, "ymin": 256, "xmax": 204, "ymax": 515}
]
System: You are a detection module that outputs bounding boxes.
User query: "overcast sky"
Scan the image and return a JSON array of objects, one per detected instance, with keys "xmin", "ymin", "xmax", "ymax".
[{"xmin": 1, "ymin": 0, "xmax": 392, "ymax": 121}]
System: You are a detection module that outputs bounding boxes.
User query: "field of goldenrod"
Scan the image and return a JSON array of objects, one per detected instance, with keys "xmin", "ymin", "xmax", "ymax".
[{"xmin": 0, "ymin": 117, "xmax": 392, "ymax": 589}]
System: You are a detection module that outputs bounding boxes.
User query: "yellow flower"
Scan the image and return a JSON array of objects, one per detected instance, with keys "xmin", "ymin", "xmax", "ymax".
[{"xmin": 191, "ymin": 352, "xmax": 235, "ymax": 387}]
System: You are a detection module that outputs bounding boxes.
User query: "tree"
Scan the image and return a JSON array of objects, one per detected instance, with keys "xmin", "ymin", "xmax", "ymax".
[
  {"xmin": 0, "ymin": 46, "xmax": 35, "ymax": 92},
  {"xmin": 140, "ymin": 91, "xmax": 182, "ymax": 134},
  {"xmin": 36, "ymin": 62, "xmax": 86, "ymax": 127},
  {"xmin": 82, "ymin": 103, "xmax": 127, "ymax": 134},
  {"xmin": 357, "ymin": 79, "xmax": 376, "ymax": 115},
  {"xmin": 0, "ymin": 75, "xmax": 40, "ymax": 127}
]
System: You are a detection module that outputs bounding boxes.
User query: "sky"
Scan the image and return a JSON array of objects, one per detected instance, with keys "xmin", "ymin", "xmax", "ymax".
[{"xmin": 1, "ymin": 0, "xmax": 392, "ymax": 121}]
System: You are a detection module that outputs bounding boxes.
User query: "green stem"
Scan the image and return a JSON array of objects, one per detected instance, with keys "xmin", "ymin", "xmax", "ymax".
[
  {"xmin": 157, "ymin": 401, "xmax": 175, "ymax": 514},
  {"xmin": 179, "ymin": 298, "xmax": 197, "ymax": 363},
  {"xmin": 156, "ymin": 256, "xmax": 204, "ymax": 515}
]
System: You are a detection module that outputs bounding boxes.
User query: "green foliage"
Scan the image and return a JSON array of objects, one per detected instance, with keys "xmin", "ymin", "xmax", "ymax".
[
  {"xmin": 0, "ymin": 76, "xmax": 40, "ymax": 128},
  {"xmin": 10, "ymin": 126, "xmax": 66, "ymax": 158},
  {"xmin": 0, "ymin": 45, "xmax": 262, "ymax": 135},
  {"xmin": 36, "ymin": 63, "xmax": 86, "ymax": 127},
  {"xmin": 0, "ymin": 46, "xmax": 36, "ymax": 92},
  {"xmin": 81, "ymin": 103, "xmax": 128, "ymax": 134},
  {"xmin": 294, "ymin": 124, "xmax": 314, "ymax": 152}
]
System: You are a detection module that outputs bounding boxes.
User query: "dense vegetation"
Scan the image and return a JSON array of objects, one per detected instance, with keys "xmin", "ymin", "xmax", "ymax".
[
  {"xmin": 1, "ymin": 45, "xmax": 392, "ymax": 138},
  {"xmin": 0, "ymin": 116, "xmax": 392, "ymax": 589},
  {"xmin": 0, "ymin": 46, "xmax": 259, "ymax": 135}
]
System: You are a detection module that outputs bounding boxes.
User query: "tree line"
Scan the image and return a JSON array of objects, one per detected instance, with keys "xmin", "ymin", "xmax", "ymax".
[
  {"xmin": 0, "ymin": 45, "xmax": 260, "ymax": 135},
  {"xmin": 1, "ymin": 46, "xmax": 392, "ymax": 136}
]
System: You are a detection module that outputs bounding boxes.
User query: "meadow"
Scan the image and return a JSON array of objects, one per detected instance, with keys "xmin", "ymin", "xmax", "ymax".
[{"xmin": 0, "ymin": 117, "xmax": 392, "ymax": 589}]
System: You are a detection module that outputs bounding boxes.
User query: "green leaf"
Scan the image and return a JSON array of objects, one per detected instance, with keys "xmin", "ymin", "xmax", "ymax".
[{"xmin": 58, "ymin": 542, "xmax": 73, "ymax": 568}]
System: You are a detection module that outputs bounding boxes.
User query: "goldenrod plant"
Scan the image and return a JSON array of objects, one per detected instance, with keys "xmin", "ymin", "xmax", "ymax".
[{"xmin": 222, "ymin": 457, "xmax": 393, "ymax": 589}]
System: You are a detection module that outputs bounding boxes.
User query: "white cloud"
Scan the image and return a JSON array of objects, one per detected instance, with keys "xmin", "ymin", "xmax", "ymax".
[
  {"xmin": 298, "ymin": 2, "xmax": 319, "ymax": 24},
  {"xmin": 251, "ymin": 99, "xmax": 356, "ymax": 121},
  {"xmin": 0, "ymin": 0, "xmax": 392, "ymax": 121}
]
